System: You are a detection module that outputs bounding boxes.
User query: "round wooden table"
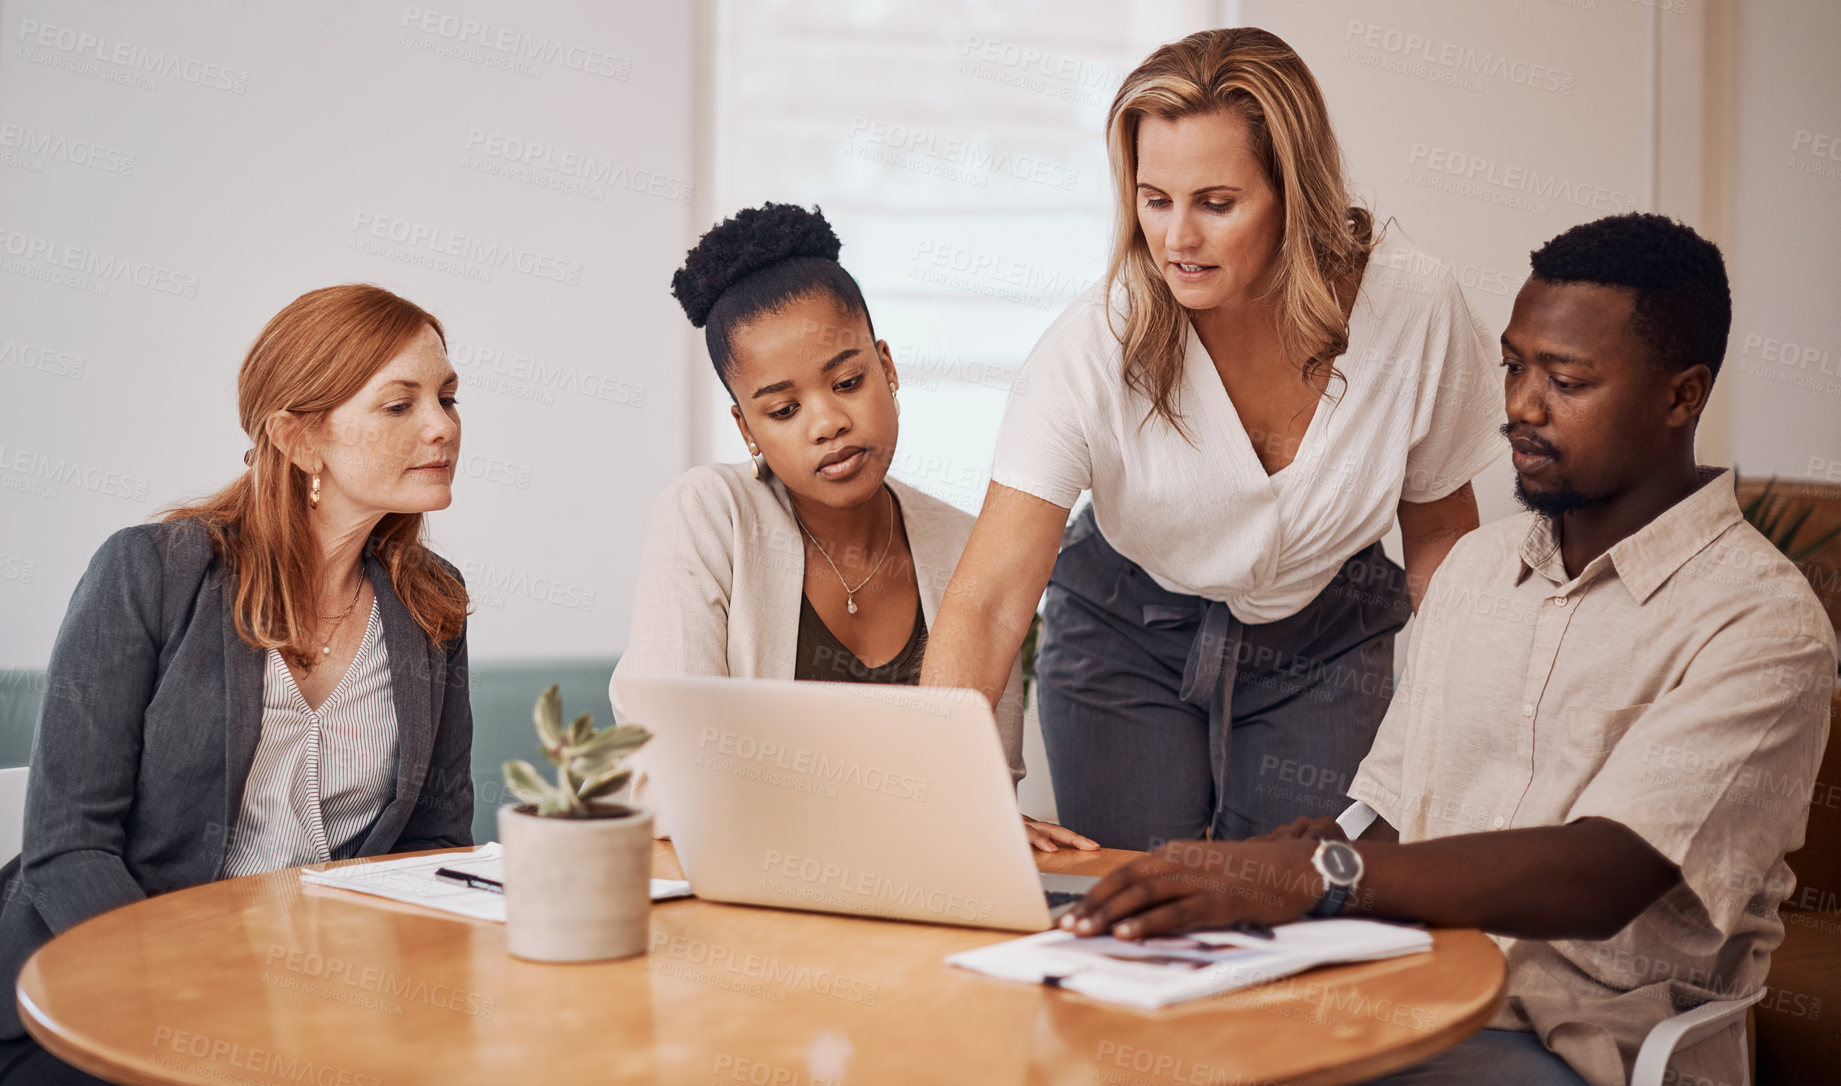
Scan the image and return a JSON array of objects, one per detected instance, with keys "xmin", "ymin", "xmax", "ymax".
[{"xmin": 19, "ymin": 843, "xmax": 1505, "ymax": 1085}]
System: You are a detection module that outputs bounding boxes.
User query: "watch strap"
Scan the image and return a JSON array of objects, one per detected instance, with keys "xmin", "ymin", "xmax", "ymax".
[{"xmin": 1310, "ymin": 881, "xmax": 1352, "ymax": 918}]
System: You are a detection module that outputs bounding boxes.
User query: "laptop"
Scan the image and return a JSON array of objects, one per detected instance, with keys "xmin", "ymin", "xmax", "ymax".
[{"xmin": 611, "ymin": 674, "xmax": 1099, "ymax": 931}]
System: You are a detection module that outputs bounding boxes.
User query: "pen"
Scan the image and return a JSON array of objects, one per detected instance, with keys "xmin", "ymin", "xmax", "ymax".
[
  {"xmin": 1227, "ymin": 921, "xmax": 1275, "ymax": 940},
  {"xmin": 434, "ymin": 867, "xmax": 504, "ymax": 894}
]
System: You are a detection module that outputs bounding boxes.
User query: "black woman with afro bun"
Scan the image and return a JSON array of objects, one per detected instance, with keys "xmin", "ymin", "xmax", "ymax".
[{"xmin": 609, "ymin": 203, "xmax": 1095, "ymax": 852}]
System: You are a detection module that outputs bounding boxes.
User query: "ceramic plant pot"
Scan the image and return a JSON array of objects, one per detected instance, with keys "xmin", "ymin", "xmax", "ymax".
[{"xmin": 498, "ymin": 801, "xmax": 654, "ymax": 962}]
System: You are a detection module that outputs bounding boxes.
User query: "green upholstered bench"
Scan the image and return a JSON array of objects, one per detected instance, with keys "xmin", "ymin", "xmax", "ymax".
[
  {"xmin": 0, "ymin": 672, "xmax": 43, "ymax": 771},
  {"xmin": 0, "ymin": 660, "xmax": 620, "ymax": 847},
  {"xmin": 460, "ymin": 659, "xmax": 618, "ymax": 843}
]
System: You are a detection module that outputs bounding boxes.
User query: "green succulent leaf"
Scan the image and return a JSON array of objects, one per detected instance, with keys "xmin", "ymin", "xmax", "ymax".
[
  {"xmin": 524, "ymin": 684, "xmax": 637, "ymax": 815},
  {"xmin": 565, "ymin": 723, "xmax": 652, "ymax": 763},
  {"xmin": 533, "ymin": 685, "xmax": 565, "ymax": 759},
  {"xmin": 578, "ymin": 767, "xmax": 633, "ymax": 801},
  {"xmin": 502, "ymin": 760, "xmax": 553, "ymax": 808},
  {"xmin": 536, "ymin": 791, "xmax": 576, "ymax": 817},
  {"xmin": 565, "ymin": 711, "xmax": 594, "ymax": 747},
  {"xmin": 569, "ymin": 751, "xmax": 631, "ymax": 782}
]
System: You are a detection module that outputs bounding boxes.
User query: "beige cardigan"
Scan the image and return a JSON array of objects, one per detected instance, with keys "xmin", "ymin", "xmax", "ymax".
[{"xmin": 610, "ymin": 462, "xmax": 1027, "ymax": 826}]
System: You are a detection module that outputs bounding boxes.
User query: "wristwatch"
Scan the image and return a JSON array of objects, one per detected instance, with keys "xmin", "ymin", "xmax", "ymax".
[{"xmin": 1308, "ymin": 839, "xmax": 1364, "ymax": 918}]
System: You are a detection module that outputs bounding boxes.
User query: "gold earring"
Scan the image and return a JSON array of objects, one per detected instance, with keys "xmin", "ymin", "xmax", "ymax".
[
  {"xmin": 749, "ymin": 445, "xmax": 763, "ymax": 480},
  {"xmin": 309, "ymin": 473, "xmax": 321, "ymax": 509},
  {"xmin": 889, "ymin": 382, "xmax": 900, "ymax": 417}
]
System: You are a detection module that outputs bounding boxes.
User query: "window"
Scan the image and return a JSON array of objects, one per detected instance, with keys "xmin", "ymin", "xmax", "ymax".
[{"xmin": 702, "ymin": 0, "xmax": 1229, "ymax": 510}]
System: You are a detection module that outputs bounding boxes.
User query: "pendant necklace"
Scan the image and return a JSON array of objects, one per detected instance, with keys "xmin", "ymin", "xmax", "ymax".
[
  {"xmin": 307, "ymin": 570, "xmax": 365, "ymax": 666},
  {"xmin": 793, "ymin": 488, "xmax": 894, "ymax": 615}
]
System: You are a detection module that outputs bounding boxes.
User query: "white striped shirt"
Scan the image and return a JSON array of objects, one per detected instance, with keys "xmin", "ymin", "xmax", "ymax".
[{"xmin": 223, "ymin": 600, "xmax": 400, "ymax": 877}]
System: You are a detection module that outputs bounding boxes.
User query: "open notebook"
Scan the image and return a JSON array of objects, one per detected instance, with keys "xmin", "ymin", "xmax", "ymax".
[
  {"xmin": 946, "ymin": 917, "xmax": 1432, "ymax": 1009},
  {"xmin": 299, "ymin": 843, "xmax": 693, "ymax": 922}
]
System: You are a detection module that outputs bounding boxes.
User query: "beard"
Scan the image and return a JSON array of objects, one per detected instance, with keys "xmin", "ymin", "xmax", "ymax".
[
  {"xmin": 1502, "ymin": 421, "xmax": 1612, "ymax": 519},
  {"xmin": 1513, "ymin": 472, "xmax": 1612, "ymax": 518}
]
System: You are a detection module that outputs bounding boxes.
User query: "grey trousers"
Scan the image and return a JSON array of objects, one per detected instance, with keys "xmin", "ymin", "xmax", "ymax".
[
  {"xmin": 0, "ymin": 1037, "xmax": 110, "ymax": 1084},
  {"xmin": 1368, "ymin": 1029, "xmax": 1588, "ymax": 1085},
  {"xmin": 1037, "ymin": 508, "xmax": 1411, "ymax": 850}
]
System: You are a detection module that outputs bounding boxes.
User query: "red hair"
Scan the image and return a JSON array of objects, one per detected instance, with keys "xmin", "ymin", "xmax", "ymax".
[{"xmin": 165, "ymin": 284, "xmax": 469, "ymax": 663}]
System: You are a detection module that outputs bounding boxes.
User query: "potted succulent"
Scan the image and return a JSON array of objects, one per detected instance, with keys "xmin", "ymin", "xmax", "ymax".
[{"xmin": 499, "ymin": 685, "xmax": 653, "ymax": 962}]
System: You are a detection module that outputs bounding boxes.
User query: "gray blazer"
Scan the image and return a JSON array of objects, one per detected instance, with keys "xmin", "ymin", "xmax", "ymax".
[{"xmin": 0, "ymin": 520, "xmax": 474, "ymax": 1037}]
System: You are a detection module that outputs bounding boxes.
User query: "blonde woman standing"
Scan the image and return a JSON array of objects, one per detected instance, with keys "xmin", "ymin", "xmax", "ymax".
[{"xmin": 922, "ymin": 28, "xmax": 1502, "ymax": 850}]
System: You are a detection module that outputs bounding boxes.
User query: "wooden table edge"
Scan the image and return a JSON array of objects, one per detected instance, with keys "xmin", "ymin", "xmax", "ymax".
[
  {"xmin": 15, "ymin": 845, "xmax": 1510, "ymax": 1086},
  {"xmin": 1287, "ymin": 932, "xmax": 1508, "ymax": 1086},
  {"xmin": 15, "ymin": 847, "xmax": 490, "ymax": 1086},
  {"xmin": 20, "ymin": 984, "xmax": 168, "ymax": 1086}
]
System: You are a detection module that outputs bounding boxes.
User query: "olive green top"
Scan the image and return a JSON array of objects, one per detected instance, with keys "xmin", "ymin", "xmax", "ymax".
[{"xmin": 792, "ymin": 594, "xmax": 927, "ymax": 685}]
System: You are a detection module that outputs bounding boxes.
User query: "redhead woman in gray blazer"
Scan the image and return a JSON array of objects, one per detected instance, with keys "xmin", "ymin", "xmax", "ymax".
[
  {"xmin": 0, "ymin": 285, "xmax": 474, "ymax": 1084},
  {"xmin": 610, "ymin": 204, "xmax": 1089, "ymax": 854}
]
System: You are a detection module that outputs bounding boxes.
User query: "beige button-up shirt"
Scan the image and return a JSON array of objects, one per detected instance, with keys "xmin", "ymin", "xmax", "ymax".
[{"xmin": 1351, "ymin": 468, "xmax": 1835, "ymax": 1086}]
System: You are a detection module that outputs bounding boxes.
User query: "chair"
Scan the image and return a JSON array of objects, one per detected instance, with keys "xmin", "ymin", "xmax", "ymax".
[
  {"xmin": 1753, "ymin": 686, "xmax": 1841, "ymax": 1085},
  {"xmin": 1631, "ymin": 990, "xmax": 1765, "ymax": 1086},
  {"xmin": 0, "ymin": 766, "xmax": 28, "ymax": 862},
  {"xmin": 1343, "ymin": 799, "xmax": 1781, "ymax": 1086},
  {"xmin": 1613, "ymin": 681, "xmax": 1841, "ymax": 1086}
]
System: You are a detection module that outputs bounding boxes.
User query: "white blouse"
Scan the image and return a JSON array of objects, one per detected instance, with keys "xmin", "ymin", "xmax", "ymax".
[
  {"xmin": 990, "ymin": 230, "xmax": 1504, "ymax": 623},
  {"xmin": 223, "ymin": 600, "xmax": 401, "ymax": 877}
]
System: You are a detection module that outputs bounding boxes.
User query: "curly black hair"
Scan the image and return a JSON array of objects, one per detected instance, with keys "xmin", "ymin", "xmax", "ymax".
[
  {"xmin": 1529, "ymin": 212, "xmax": 1730, "ymax": 381},
  {"xmin": 670, "ymin": 202, "xmax": 875, "ymax": 388}
]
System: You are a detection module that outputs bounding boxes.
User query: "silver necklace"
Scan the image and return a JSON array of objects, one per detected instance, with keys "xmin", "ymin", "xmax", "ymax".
[{"xmin": 793, "ymin": 488, "xmax": 894, "ymax": 615}]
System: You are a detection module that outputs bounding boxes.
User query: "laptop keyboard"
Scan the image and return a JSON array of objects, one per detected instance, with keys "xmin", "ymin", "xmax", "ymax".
[{"xmin": 1044, "ymin": 890, "xmax": 1084, "ymax": 909}]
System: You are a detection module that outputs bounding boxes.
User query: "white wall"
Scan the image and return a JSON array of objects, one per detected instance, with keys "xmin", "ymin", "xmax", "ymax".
[
  {"xmin": 3, "ymin": 0, "xmax": 1835, "ymax": 674},
  {"xmin": 0, "ymin": 0, "xmax": 694, "ymax": 666},
  {"xmin": 1242, "ymin": 0, "xmax": 1660, "ymax": 530},
  {"xmin": 1726, "ymin": 0, "xmax": 1841, "ymax": 482},
  {"xmin": 1243, "ymin": 0, "xmax": 1841, "ymax": 503}
]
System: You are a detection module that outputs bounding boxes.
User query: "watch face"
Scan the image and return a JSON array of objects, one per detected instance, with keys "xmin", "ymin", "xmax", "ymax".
[{"xmin": 1322, "ymin": 842, "xmax": 1360, "ymax": 881}]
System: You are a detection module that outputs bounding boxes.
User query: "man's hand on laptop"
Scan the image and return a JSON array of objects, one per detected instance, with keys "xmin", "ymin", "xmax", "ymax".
[
  {"xmin": 1057, "ymin": 838, "xmax": 1320, "ymax": 939},
  {"xmin": 1023, "ymin": 815, "xmax": 1100, "ymax": 853}
]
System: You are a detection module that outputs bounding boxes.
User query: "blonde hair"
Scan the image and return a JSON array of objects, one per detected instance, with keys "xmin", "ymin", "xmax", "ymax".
[{"xmin": 1104, "ymin": 27, "xmax": 1373, "ymax": 435}]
